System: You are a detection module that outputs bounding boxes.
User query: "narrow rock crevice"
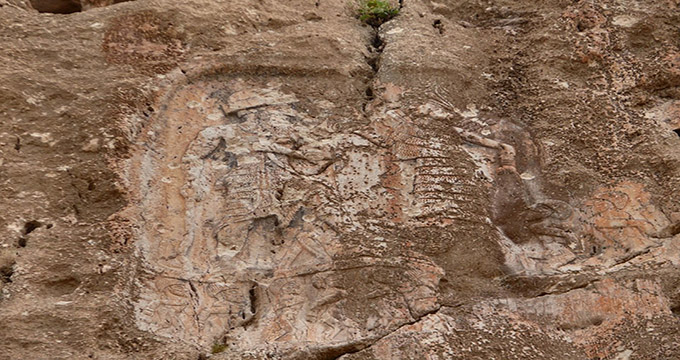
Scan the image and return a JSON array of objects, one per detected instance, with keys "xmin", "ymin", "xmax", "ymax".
[
  {"xmin": 363, "ymin": 32, "xmax": 382, "ymax": 112},
  {"xmin": 187, "ymin": 281, "xmax": 202, "ymax": 334},
  {"xmin": 241, "ymin": 282, "xmax": 258, "ymax": 329},
  {"xmin": 0, "ymin": 254, "xmax": 15, "ymax": 284},
  {"xmin": 361, "ymin": 9, "xmax": 390, "ymax": 113},
  {"xmin": 248, "ymin": 284, "xmax": 257, "ymax": 315}
]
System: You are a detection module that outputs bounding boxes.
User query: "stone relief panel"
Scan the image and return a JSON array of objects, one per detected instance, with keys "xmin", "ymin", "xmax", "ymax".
[
  {"xmin": 421, "ymin": 92, "xmax": 677, "ymax": 275},
  {"xmin": 125, "ymin": 72, "xmax": 678, "ymax": 353},
  {"xmin": 417, "ymin": 96, "xmax": 582, "ymax": 274},
  {"xmin": 126, "ymin": 76, "xmax": 447, "ymax": 351}
]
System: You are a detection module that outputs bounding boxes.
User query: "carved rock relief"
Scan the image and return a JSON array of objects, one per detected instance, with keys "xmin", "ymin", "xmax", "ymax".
[
  {"xmin": 419, "ymin": 94, "xmax": 581, "ymax": 274},
  {"xmin": 423, "ymin": 90, "xmax": 677, "ymax": 275},
  {"xmin": 126, "ymin": 76, "xmax": 448, "ymax": 351},
  {"xmin": 125, "ymin": 72, "xmax": 678, "ymax": 353}
]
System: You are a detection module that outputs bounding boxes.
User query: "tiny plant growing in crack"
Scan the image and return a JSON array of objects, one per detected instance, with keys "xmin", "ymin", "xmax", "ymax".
[{"xmin": 356, "ymin": 0, "xmax": 399, "ymax": 27}]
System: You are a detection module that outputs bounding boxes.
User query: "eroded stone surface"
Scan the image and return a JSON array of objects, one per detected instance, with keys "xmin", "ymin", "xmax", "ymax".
[
  {"xmin": 2, "ymin": 0, "xmax": 680, "ymax": 359},
  {"xmin": 124, "ymin": 66, "xmax": 513, "ymax": 353},
  {"xmin": 115, "ymin": 0, "xmax": 680, "ymax": 356}
]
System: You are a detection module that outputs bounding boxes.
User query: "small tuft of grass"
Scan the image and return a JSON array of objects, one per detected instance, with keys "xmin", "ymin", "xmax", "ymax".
[
  {"xmin": 356, "ymin": 0, "xmax": 399, "ymax": 27},
  {"xmin": 211, "ymin": 343, "xmax": 228, "ymax": 354}
]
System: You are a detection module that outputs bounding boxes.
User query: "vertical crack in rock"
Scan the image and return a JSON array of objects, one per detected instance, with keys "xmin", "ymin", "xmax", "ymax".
[
  {"xmin": 362, "ymin": 5, "xmax": 390, "ymax": 113},
  {"xmin": 364, "ymin": 33, "xmax": 382, "ymax": 112},
  {"xmin": 248, "ymin": 284, "xmax": 256, "ymax": 315},
  {"xmin": 241, "ymin": 282, "xmax": 257, "ymax": 329}
]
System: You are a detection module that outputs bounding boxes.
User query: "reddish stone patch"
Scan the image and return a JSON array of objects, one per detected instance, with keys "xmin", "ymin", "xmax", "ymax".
[{"xmin": 582, "ymin": 182, "xmax": 668, "ymax": 259}]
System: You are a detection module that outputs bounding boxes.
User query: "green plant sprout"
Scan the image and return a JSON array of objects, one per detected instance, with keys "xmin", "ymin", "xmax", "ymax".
[{"xmin": 356, "ymin": 0, "xmax": 400, "ymax": 27}]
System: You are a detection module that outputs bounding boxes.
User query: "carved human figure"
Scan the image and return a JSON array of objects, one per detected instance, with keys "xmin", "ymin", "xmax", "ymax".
[{"xmin": 131, "ymin": 80, "xmax": 444, "ymax": 352}]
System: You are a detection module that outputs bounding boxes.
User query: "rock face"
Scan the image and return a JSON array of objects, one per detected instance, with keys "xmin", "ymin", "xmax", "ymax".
[{"xmin": 1, "ymin": 0, "xmax": 679, "ymax": 359}]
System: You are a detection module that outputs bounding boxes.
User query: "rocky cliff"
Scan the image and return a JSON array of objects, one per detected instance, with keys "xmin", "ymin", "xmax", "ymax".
[{"xmin": 1, "ymin": 0, "xmax": 679, "ymax": 359}]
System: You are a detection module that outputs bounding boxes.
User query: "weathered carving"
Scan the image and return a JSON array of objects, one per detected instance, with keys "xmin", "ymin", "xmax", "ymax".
[
  {"xmin": 422, "ymin": 91, "xmax": 583, "ymax": 273},
  {"xmin": 127, "ymin": 78, "xmax": 444, "ymax": 352},
  {"xmin": 126, "ymin": 71, "xmax": 675, "ymax": 354}
]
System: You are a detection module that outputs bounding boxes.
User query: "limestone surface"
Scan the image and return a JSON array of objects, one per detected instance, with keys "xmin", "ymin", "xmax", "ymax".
[{"xmin": 1, "ymin": 0, "xmax": 679, "ymax": 359}]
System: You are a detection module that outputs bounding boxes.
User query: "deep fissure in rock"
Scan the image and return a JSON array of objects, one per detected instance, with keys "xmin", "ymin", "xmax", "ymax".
[
  {"xmin": 248, "ymin": 283, "xmax": 257, "ymax": 315},
  {"xmin": 371, "ymin": 31, "xmax": 383, "ymax": 49},
  {"xmin": 187, "ymin": 281, "xmax": 203, "ymax": 334},
  {"xmin": 363, "ymin": 26, "xmax": 385, "ymax": 110},
  {"xmin": 365, "ymin": 87, "xmax": 375, "ymax": 100},
  {"xmin": 30, "ymin": 0, "xmax": 82, "ymax": 13}
]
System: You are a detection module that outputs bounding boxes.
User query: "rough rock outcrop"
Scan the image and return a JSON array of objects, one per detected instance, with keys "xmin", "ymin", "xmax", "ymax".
[{"xmin": 0, "ymin": 0, "xmax": 679, "ymax": 359}]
